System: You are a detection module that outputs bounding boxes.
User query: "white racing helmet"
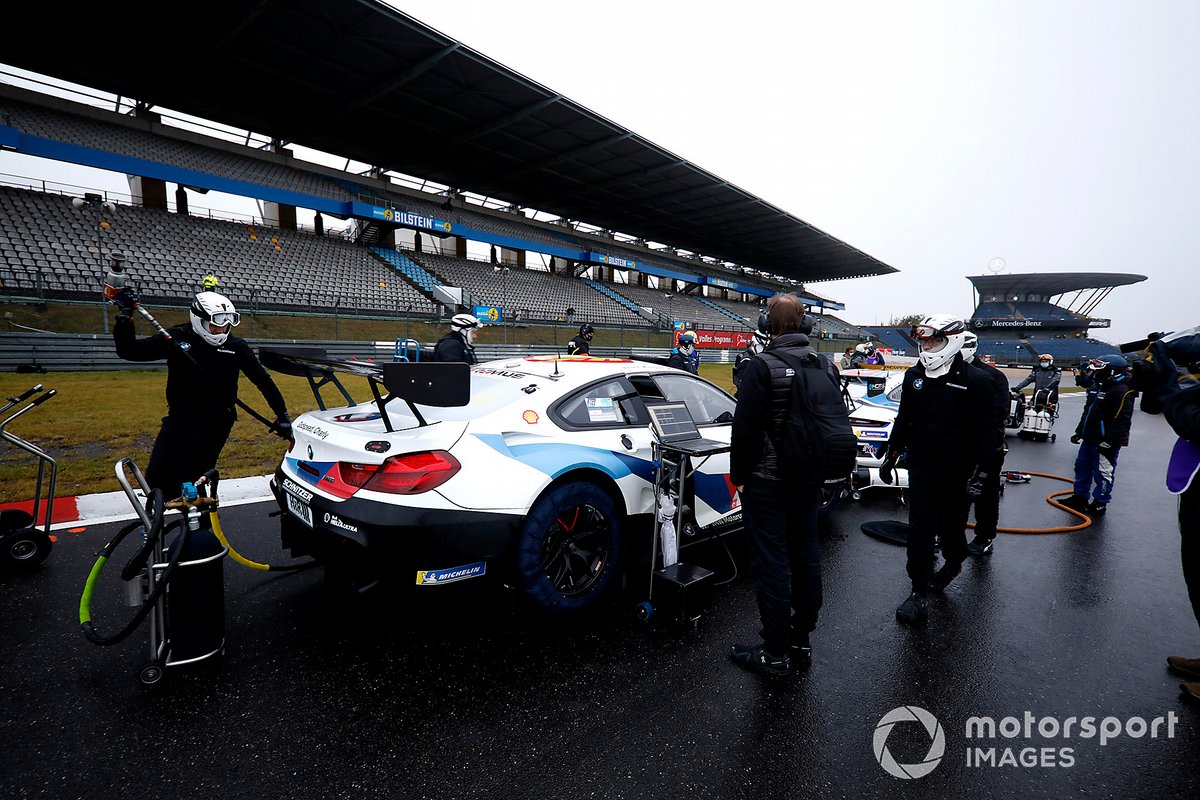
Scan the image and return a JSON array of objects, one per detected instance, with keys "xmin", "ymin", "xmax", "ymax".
[
  {"xmin": 1039, "ymin": 354, "xmax": 1054, "ymax": 367},
  {"xmin": 451, "ymin": 313, "xmax": 481, "ymax": 343},
  {"xmin": 189, "ymin": 291, "xmax": 240, "ymax": 346},
  {"xmin": 451, "ymin": 313, "xmax": 480, "ymax": 332},
  {"xmin": 961, "ymin": 331, "xmax": 979, "ymax": 363},
  {"xmin": 912, "ymin": 314, "xmax": 968, "ymax": 377}
]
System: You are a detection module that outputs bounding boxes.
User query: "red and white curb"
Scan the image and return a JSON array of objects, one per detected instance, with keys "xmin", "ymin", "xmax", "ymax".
[{"xmin": 11, "ymin": 475, "xmax": 277, "ymax": 532}]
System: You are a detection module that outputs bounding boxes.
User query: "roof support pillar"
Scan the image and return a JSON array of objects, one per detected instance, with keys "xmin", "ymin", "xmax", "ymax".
[{"xmin": 262, "ymin": 141, "xmax": 297, "ymax": 230}]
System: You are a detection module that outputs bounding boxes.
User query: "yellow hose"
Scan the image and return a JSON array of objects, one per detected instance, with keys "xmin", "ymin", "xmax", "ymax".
[{"xmin": 210, "ymin": 506, "xmax": 271, "ymax": 571}]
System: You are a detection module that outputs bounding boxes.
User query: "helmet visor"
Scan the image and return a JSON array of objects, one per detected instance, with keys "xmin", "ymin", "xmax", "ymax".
[
  {"xmin": 209, "ymin": 311, "xmax": 240, "ymax": 327},
  {"xmin": 911, "ymin": 325, "xmax": 939, "ymax": 339}
]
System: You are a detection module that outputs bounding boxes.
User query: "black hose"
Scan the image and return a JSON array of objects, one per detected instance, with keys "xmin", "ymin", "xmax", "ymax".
[{"xmin": 79, "ymin": 488, "xmax": 191, "ymax": 646}]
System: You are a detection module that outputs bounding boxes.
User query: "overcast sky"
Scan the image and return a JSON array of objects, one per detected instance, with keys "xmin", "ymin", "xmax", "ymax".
[
  {"xmin": 2, "ymin": 1, "xmax": 1194, "ymax": 345},
  {"xmin": 383, "ymin": 0, "xmax": 1197, "ymax": 344}
]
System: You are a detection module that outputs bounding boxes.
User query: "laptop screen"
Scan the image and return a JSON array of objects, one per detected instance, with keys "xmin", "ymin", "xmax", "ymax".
[{"xmin": 647, "ymin": 402, "xmax": 701, "ymax": 443}]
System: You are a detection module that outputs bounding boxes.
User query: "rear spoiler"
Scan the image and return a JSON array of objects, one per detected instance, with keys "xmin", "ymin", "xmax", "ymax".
[{"xmin": 259, "ymin": 347, "xmax": 470, "ymax": 431}]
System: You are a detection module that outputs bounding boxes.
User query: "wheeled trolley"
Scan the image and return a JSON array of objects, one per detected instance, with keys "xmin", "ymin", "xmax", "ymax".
[
  {"xmin": 636, "ymin": 403, "xmax": 726, "ymax": 626},
  {"xmin": 1017, "ymin": 388, "xmax": 1059, "ymax": 442},
  {"xmin": 80, "ymin": 459, "xmax": 227, "ymax": 685},
  {"xmin": 0, "ymin": 384, "xmax": 58, "ymax": 570}
]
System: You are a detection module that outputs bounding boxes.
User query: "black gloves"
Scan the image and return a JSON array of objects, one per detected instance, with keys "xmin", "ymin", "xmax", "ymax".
[
  {"xmin": 1097, "ymin": 441, "xmax": 1113, "ymax": 452},
  {"xmin": 967, "ymin": 471, "xmax": 988, "ymax": 498},
  {"xmin": 879, "ymin": 450, "xmax": 900, "ymax": 485},
  {"xmin": 272, "ymin": 415, "xmax": 292, "ymax": 439},
  {"xmin": 1070, "ymin": 433, "xmax": 1082, "ymax": 445}
]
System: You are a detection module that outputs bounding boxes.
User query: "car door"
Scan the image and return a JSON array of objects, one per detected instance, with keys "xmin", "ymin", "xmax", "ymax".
[
  {"xmin": 547, "ymin": 376, "xmax": 657, "ymax": 512},
  {"xmin": 641, "ymin": 373, "xmax": 740, "ymax": 530}
]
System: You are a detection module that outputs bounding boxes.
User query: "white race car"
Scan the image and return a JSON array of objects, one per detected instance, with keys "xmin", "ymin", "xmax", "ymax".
[
  {"xmin": 265, "ymin": 353, "xmax": 744, "ymax": 615},
  {"xmin": 839, "ymin": 369, "xmax": 911, "ymax": 499}
]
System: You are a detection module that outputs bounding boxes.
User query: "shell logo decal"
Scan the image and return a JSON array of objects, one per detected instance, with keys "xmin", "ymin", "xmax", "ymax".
[{"xmin": 523, "ymin": 410, "xmax": 539, "ymax": 424}]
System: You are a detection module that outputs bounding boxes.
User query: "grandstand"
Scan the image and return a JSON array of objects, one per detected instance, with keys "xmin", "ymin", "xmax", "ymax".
[
  {"xmin": 861, "ymin": 327, "xmax": 916, "ymax": 356},
  {"xmin": 968, "ymin": 272, "xmax": 1146, "ymax": 365},
  {"xmin": 0, "ymin": 1, "xmax": 901, "ymax": 356},
  {"xmin": 408, "ymin": 251, "xmax": 649, "ymax": 328},
  {"xmin": 0, "ymin": 184, "xmax": 438, "ymax": 316}
]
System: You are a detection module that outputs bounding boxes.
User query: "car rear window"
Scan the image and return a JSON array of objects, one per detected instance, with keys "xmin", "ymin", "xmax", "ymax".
[{"xmin": 396, "ymin": 370, "xmax": 538, "ymax": 422}]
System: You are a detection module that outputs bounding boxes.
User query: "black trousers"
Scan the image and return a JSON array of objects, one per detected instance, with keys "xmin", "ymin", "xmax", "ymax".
[
  {"xmin": 967, "ymin": 456, "xmax": 1005, "ymax": 540},
  {"xmin": 1182, "ymin": 482, "xmax": 1200, "ymax": 637},
  {"xmin": 906, "ymin": 465, "xmax": 971, "ymax": 592},
  {"xmin": 145, "ymin": 415, "xmax": 235, "ymax": 496},
  {"xmin": 741, "ymin": 480, "xmax": 821, "ymax": 655}
]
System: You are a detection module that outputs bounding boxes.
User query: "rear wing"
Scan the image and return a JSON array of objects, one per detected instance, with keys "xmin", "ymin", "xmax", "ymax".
[{"xmin": 259, "ymin": 347, "xmax": 470, "ymax": 431}]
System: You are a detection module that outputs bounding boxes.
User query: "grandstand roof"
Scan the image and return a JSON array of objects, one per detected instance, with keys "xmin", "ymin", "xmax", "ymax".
[
  {"xmin": 968, "ymin": 272, "xmax": 1146, "ymax": 296},
  {"xmin": 0, "ymin": 0, "xmax": 896, "ymax": 284}
]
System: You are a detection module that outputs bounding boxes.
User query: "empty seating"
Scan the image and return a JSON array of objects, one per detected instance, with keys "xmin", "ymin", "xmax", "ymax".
[
  {"xmin": 408, "ymin": 250, "xmax": 650, "ymax": 328},
  {"xmin": 0, "ymin": 185, "xmax": 437, "ymax": 316}
]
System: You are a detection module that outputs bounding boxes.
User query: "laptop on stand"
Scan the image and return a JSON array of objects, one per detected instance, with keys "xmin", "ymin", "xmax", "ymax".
[{"xmin": 646, "ymin": 402, "xmax": 730, "ymax": 456}]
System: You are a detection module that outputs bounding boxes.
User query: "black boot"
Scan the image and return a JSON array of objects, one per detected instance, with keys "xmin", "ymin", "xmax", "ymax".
[
  {"xmin": 789, "ymin": 634, "xmax": 813, "ymax": 669},
  {"xmin": 730, "ymin": 642, "xmax": 792, "ymax": 676},
  {"xmin": 896, "ymin": 592, "xmax": 929, "ymax": 624},
  {"xmin": 929, "ymin": 560, "xmax": 963, "ymax": 591},
  {"xmin": 1086, "ymin": 500, "xmax": 1107, "ymax": 517},
  {"xmin": 1060, "ymin": 493, "xmax": 1089, "ymax": 513},
  {"xmin": 966, "ymin": 535, "xmax": 994, "ymax": 556}
]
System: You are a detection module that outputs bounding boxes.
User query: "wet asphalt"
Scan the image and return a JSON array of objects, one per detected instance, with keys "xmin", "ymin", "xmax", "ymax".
[{"xmin": 1, "ymin": 394, "xmax": 1198, "ymax": 799}]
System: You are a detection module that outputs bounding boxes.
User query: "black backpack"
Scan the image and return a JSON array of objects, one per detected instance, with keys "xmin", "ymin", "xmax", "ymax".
[{"xmin": 761, "ymin": 350, "xmax": 857, "ymax": 485}]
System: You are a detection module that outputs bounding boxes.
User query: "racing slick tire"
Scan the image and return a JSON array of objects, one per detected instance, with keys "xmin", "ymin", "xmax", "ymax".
[{"xmin": 516, "ymin": 480, "xmax": 622, "ymax": 616}]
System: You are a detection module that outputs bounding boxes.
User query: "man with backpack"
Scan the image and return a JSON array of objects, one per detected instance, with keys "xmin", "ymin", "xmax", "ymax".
[
  {"xmin": 880, "ymin": 315, "xmax": 1000, "ymax": 625},
  {"xmin": 729, "ymin": 293, "xmax": 854, "ymax": 676}
]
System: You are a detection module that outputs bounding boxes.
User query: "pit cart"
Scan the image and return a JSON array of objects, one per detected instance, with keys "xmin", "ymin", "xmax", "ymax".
[{"xmin": 0, "ymin": 384, "xmax": 58, "ymax": 570}]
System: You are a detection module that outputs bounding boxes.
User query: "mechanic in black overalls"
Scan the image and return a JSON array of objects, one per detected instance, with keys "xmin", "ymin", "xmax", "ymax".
[
  {"xmin": 566, "ymin": 323, "xmax": 594, "ymax": 356},
  {"xmin": 880, "ymin": 314, "xmax": 998, "ymax": 625},
  {"xmin": 433, "ymin": 313, "xmax": 480, "ymax": 364},
  {"xmin": 961, "ymin": 331, "xmax": 1014, "ymax": 556},
  {"xmin": 113, "ymin": 290, "xmax": 290, "ymax": 495}
]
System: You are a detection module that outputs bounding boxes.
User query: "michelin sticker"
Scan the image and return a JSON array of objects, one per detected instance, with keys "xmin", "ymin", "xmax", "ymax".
[{"xmin": 416, "ymin": 562, "xmax": 487, "ymax": 585}]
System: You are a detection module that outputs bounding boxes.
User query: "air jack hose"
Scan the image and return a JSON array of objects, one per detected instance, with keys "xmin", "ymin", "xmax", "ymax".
[
  {"xmin": 967, "ymin": 471, "xmax": 1093, "ymax": 535},
  {"xmin": 207, "ymin": 505, "xmax": 311, "ymax": 572}
]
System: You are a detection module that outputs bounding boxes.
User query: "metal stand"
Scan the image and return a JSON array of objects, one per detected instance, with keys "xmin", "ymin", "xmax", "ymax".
[{"xmin": 637, "ymin": 438, "xmax": 724, "ymax": 625}]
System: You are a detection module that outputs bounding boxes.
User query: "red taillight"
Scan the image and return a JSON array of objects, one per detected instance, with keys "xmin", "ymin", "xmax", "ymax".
[
  {"xmin": 338, "ymin": 462, "xmax": 379, "ymax": 488},
  {"xmin": 335, "ymin": 451, "xmax": 461, "ymax": 496}
]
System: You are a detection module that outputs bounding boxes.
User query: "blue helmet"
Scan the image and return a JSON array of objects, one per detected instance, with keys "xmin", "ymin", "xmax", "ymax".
[{"xmin": 1087, "ymin": 354, "xmax": 1129, "ymax": 381}]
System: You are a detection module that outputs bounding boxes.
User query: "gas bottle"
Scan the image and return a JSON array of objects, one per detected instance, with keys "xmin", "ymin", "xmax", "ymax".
[{"xmin": 165, "ymin": 507, "xmax": 227, "ymax": 663}]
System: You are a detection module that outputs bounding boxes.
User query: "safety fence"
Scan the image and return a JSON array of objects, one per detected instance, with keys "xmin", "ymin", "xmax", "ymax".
[
  {"xmin": 0, "ymin": 332, "xmax": 858, "ymax": 372},
  {"xmin": 0, "ymin": 287, "xmax": 694, "ymax": 348}
]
